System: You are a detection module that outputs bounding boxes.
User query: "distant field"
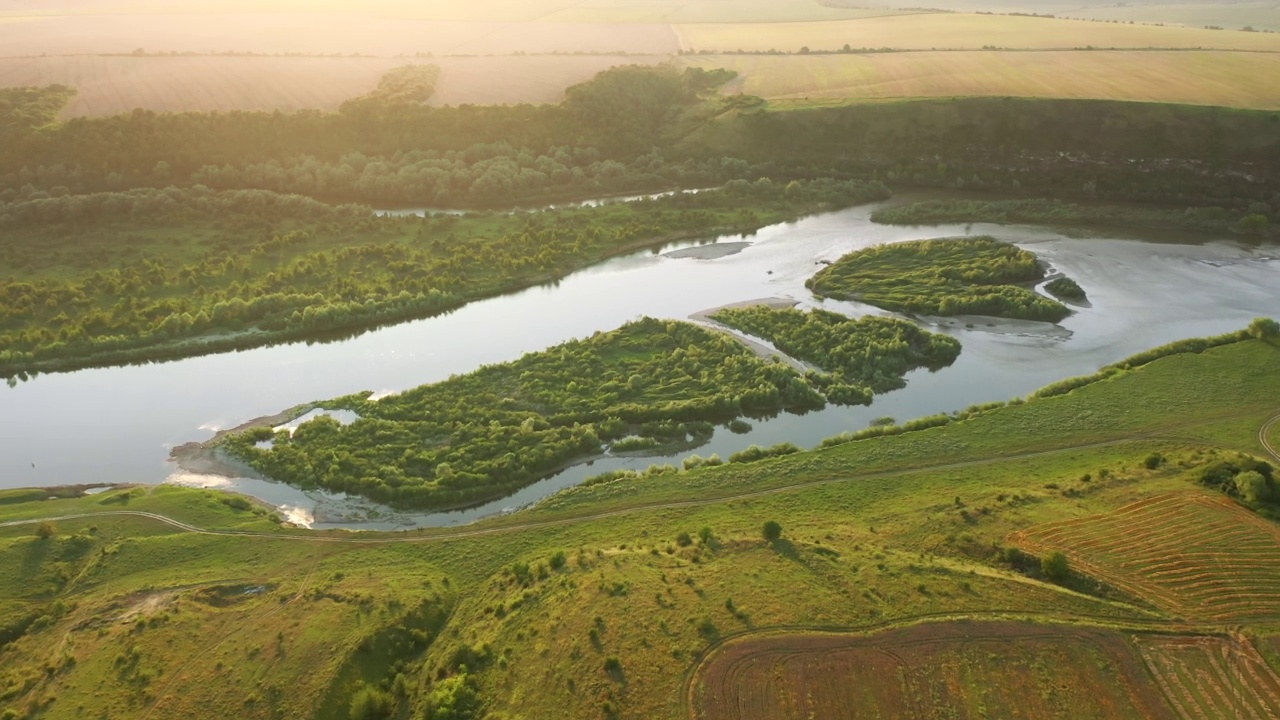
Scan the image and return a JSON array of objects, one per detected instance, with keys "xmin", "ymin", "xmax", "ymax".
[
  {"xmin": 0, "ymin": 0, "xmax": 898, "ymax": 23},
  {"xmin": 676, "ymin": 13, "xmax": 1280, "ymax": 52},
  {"xmin": 681, "ymin": 51, "xmax": 1280, "ymax": 109},
  {"xmin": 1013, "ymin": 492, "xmax": 1280, "ymax": 623},
  {"xmin": 0, "ymin": 14, "xmax": 681, "ymax": 56},
  {"xmin": 0, "ymin": 54, "xmax": 664, "ymax": 116},
  {"xmin": 692, "ymin": 621, "xmax": 1173, "ymax": 719}
]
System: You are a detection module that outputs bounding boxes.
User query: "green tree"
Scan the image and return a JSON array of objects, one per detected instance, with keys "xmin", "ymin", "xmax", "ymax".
[
  {"xmin": 1041, "ymin": 551, "xmax": 1069, "ymax": 583},
  {"xmin": 1235, "ymin": 470, "xmax": 1273, "ymax": 503},
  {"xmin": 349, "ymin": 685, "xmax": 393, "ymax": 720},
  {"xmin": 1249, "ymin": 317, "xmax": 1280, "ymax": 340},
  {"xmin": 424, "ymin": 674, "xmax": 481, "ymax": 720},
  {"xmin": 34, "ymin": 521, "xmax": 57, "ymax": 539},
  {"xmin": 762, "ymin": 520, "xmax": 783, "ymax": 542}
]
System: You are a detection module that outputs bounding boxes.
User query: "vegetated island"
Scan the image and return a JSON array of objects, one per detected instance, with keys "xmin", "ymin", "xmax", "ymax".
[
  {"xmin": 0, "ymin": 177, "xmax": 888, "ymax": 380},
  {"xmin": 871, "ymin": 198, "xmax": 1275, "ymax": 237},
  {"xmin": 1045, "ymin": 277, "xmax": 1087, "ymax": 302},
  {"xmin": 223, "ymin": 315, "xmax": 957, "ymax": 510},
  {"xmin": 806, "ymin": 236, "xmax": 1074, "ymax": 322},
  {"xmin": 709, "ymin": 305, "xmax": 961, "ymax": 405}
]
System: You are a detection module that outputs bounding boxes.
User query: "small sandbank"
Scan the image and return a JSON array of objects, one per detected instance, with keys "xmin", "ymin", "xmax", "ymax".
[
  {"xmin": 664, "ymin": 241, "xmax": 751, "ymax": 260},
  {"xmin": 690, "ymin": 298, "xmax": 809, "ymax": 371}
]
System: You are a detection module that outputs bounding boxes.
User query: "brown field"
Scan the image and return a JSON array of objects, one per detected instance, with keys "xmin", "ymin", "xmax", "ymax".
[
  {"xmin": 675, "ymin": 13, "xmax": 1280, "ymax": 52},
  {"xmin": 691, "ymin": 620, "xmax": 1175, "ymax": 720},
  {"xmin": 0, "ymin": 13, "xmax": 681, "ymax": 56},
  {"xmin": 1012, "ymin": 492, "xmax": 1280, "ymax": 623},
  {"xmin": 680, "ymin": 50, "xmax": 1280, "ymax": 109},
  {"xmin": 0, "ymin": 54, "xmax": 664, "ymax": 117},
  {"xmin": 1135, "ymin": 635, "xmax": 1280, "ymax": 719}
]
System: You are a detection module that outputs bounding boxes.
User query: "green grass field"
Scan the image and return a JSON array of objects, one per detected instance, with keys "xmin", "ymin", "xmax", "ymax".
[
  {"xmin": 681, "ymin": 50, "xmax": 1280, "ymax": 110},
  {"xmin": 1, "ymin": 334, "xmax": 1277, "ymax": 718}
]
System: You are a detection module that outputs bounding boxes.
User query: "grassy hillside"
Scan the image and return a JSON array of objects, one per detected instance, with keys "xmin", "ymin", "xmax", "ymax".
[{"xmin": 0, "ymin": 333, "xmax": 1277, "ymax": 719}]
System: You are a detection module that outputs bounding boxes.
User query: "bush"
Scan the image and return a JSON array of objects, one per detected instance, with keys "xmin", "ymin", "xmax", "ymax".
[
  {"xmin": 676, "ymin": 532, "xmax": 693, "ymax": 547},
  {"xmin": 1143, "ymin": 453, "xmax": 1164, "ymax": 470},
  {"xmin": 1250, "ymin": 317, "xmax": 1280, "ymax": 340},
  {"xmin": 424, "ymin": 674, "xmax": 481, "ymax": 720},
  {"xmin": 34, "ymin": 520, "xmax": 57, "ymax": 539},
  {"xmin": 348, "ymin": 685, "xmax": 393, "ymax": 720},
  {"xmin": 762, "ymin": 520, "xmax": 783, "ymax": 542},
  {"xmin": 1041, "ymin": 551, "xmax": 1070, "ymax": 583},
  {"xmin": 1235, "ymin": 471, "xmax": 1273, "ymax": 503}
]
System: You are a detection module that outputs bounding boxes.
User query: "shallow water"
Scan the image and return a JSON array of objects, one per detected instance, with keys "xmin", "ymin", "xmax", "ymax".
[{"xmin": 2, "ymin": 200, "xmax": 1276, "ymax": 529}]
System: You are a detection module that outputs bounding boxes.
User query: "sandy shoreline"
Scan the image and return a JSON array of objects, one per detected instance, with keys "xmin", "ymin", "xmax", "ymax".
[
  {"xmin": 689, "ymin": 298, "xmax": 810, "ymax": 371},
  {"xmin": 169, "ymin": 403, "xmax": 316, "ymax": 478}
]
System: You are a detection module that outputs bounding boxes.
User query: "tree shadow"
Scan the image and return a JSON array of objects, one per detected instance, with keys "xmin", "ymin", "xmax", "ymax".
[{"xmin": 768, "ymin": 538, "xmax": 802, "ymax": 562}]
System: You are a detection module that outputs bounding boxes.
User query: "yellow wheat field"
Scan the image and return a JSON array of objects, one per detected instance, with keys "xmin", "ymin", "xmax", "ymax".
[
  {"xmin": 676, "ymin": 13, "xmax": 1280, "ymax": 52},
  {"xmin": 681, "ymin": 50, "xmax": 1280, "ymax": 109}
]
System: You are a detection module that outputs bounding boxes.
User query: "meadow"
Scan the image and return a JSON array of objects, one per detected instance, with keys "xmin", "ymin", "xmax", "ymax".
[
  {"xmin": 0, "ymin": 332, "xmax": 1277, "ymax": 719},
  {"xmin": 681, "ymin": 50, "xmax": 1280, "ymax": 110}
]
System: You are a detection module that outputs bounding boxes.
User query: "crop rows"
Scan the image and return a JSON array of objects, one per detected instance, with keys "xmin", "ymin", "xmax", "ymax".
[
  {"xmin": 1013, "ymin": 493, "xmax": 1280, "ymax": 622},
  {"xmin": 1136, "ymin": 635, "xmax": 1280, "ymax": 720}
]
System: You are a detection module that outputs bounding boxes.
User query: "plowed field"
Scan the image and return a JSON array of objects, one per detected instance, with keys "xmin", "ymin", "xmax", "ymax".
[
  {"xmin": 1011, "ymin": 492, "xmax": 1280, "ymax": 623},
  {"xmin": 691, "ymin": 621, "xmax": 1173, "ymax": 720}
]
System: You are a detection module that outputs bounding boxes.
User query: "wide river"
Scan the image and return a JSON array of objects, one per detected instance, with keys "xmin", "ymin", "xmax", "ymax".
[{"xmin": 2, "ymin": 199, "xmax": 1277, "ymax": 529}]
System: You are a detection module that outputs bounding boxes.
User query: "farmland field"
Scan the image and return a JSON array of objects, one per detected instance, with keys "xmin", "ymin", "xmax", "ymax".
[
  {"xmin": 1012, "ymin": 492, "xmax": 1280, "ymax": 623},
  {"xmin": 675, "ymin": 13, "xmax": 1280, "ymax": 52},
  {"xmin": 0, "ymin": 0, "xmax": 898, "ymax": 23},
  {"xmin": 0, "ymin": 14, "xmax": 682, "ymax": 56},
  {"xmin": 681, "ymin": 51, "xmax": 1280, "ymax": 109},
  {"xmin": 0, "ymin": 54, "xmax": 665, "ymax": 117},
  {"xmin": 691, "ymin": 621, "xmax": 1174, "ymax": 720},
  {"xmin": 1135, "ymin": 635, "xmax": 1280, "ymax": 719}
]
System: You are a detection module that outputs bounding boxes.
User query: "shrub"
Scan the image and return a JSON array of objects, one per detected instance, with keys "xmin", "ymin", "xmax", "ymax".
[
  {"xmin": 698, "ymin": 527, "xmax": 714, "ymax": 545},
  {"xmin": 34, "ymin": 521, "xmax": 57, "ymax": 539},
  {"xmin": 1235, "ymin": 471, "xmax": 1273, "ymax": 503},
  {"xmin": 1143, "ymin": 453, "xmax": 1164, "ymax": 470},
  {"xmin": 676, "ymin": 532, "xmax": 693, "ymax": 547},
  {"xmin": 1250, "ymin": 317, "xmax": 1280, "ymax": 339},
  {"xmin": 348, "ymin": 685, "xmax": 393, "ymax": 720},
  {"xmin": 762, "ymin": 520, "xmax": 783, "ymax": 542},
  {"xmin": 549, "ymin": 551, "xmax": 567, "ymax": 571},
  {"xmin": 1041, "ymin": 551, "xmax": 1070, "ymax": 583},
  {"xmin": 424, "ymin": 674, "xmax": 481, "ymax": 720}
]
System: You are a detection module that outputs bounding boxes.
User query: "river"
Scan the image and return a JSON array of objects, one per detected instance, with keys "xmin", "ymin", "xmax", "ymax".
[{"xmin": 2, "ymin": 199, "xmax": 1276, "ymax": 530}]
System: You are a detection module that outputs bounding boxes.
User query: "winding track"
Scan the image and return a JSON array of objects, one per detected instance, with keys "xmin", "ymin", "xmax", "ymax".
[
  {"xmin": 2, "ymin": 410, "xmax": 1279, "ymax": 546},
  {"xmin": 1262, "ymin": 412, "xmax": 1280, "ymax": 464}
]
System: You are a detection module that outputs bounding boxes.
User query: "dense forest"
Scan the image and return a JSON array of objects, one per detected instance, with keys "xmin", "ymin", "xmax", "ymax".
[
  {"xmin": 710, "ymin": 306, "xmax": 961, "ymax": 405},
  {"xmin": 871, "ymin": 198, "xmax": 1275, "ymax": 236},
  {"xmin": 0, "ymin": 178, "xmax": 888, "ymax": 378},
  {"xmin": 807, "ymin": 236, "xmax": 1073, "ymax": 322},
  {"xmin": 5, "ymin": 66, "xmax": 1280, "ymax": 214},
  {"xmin": 223, "ymin": 318, "xmax": 829, "ymax": 510}
]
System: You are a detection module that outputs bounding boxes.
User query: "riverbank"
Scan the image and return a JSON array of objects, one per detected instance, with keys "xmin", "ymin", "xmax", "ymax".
[{"xmin": 2, "ymin": 181, "xmax": 884, "ymax": 381}]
